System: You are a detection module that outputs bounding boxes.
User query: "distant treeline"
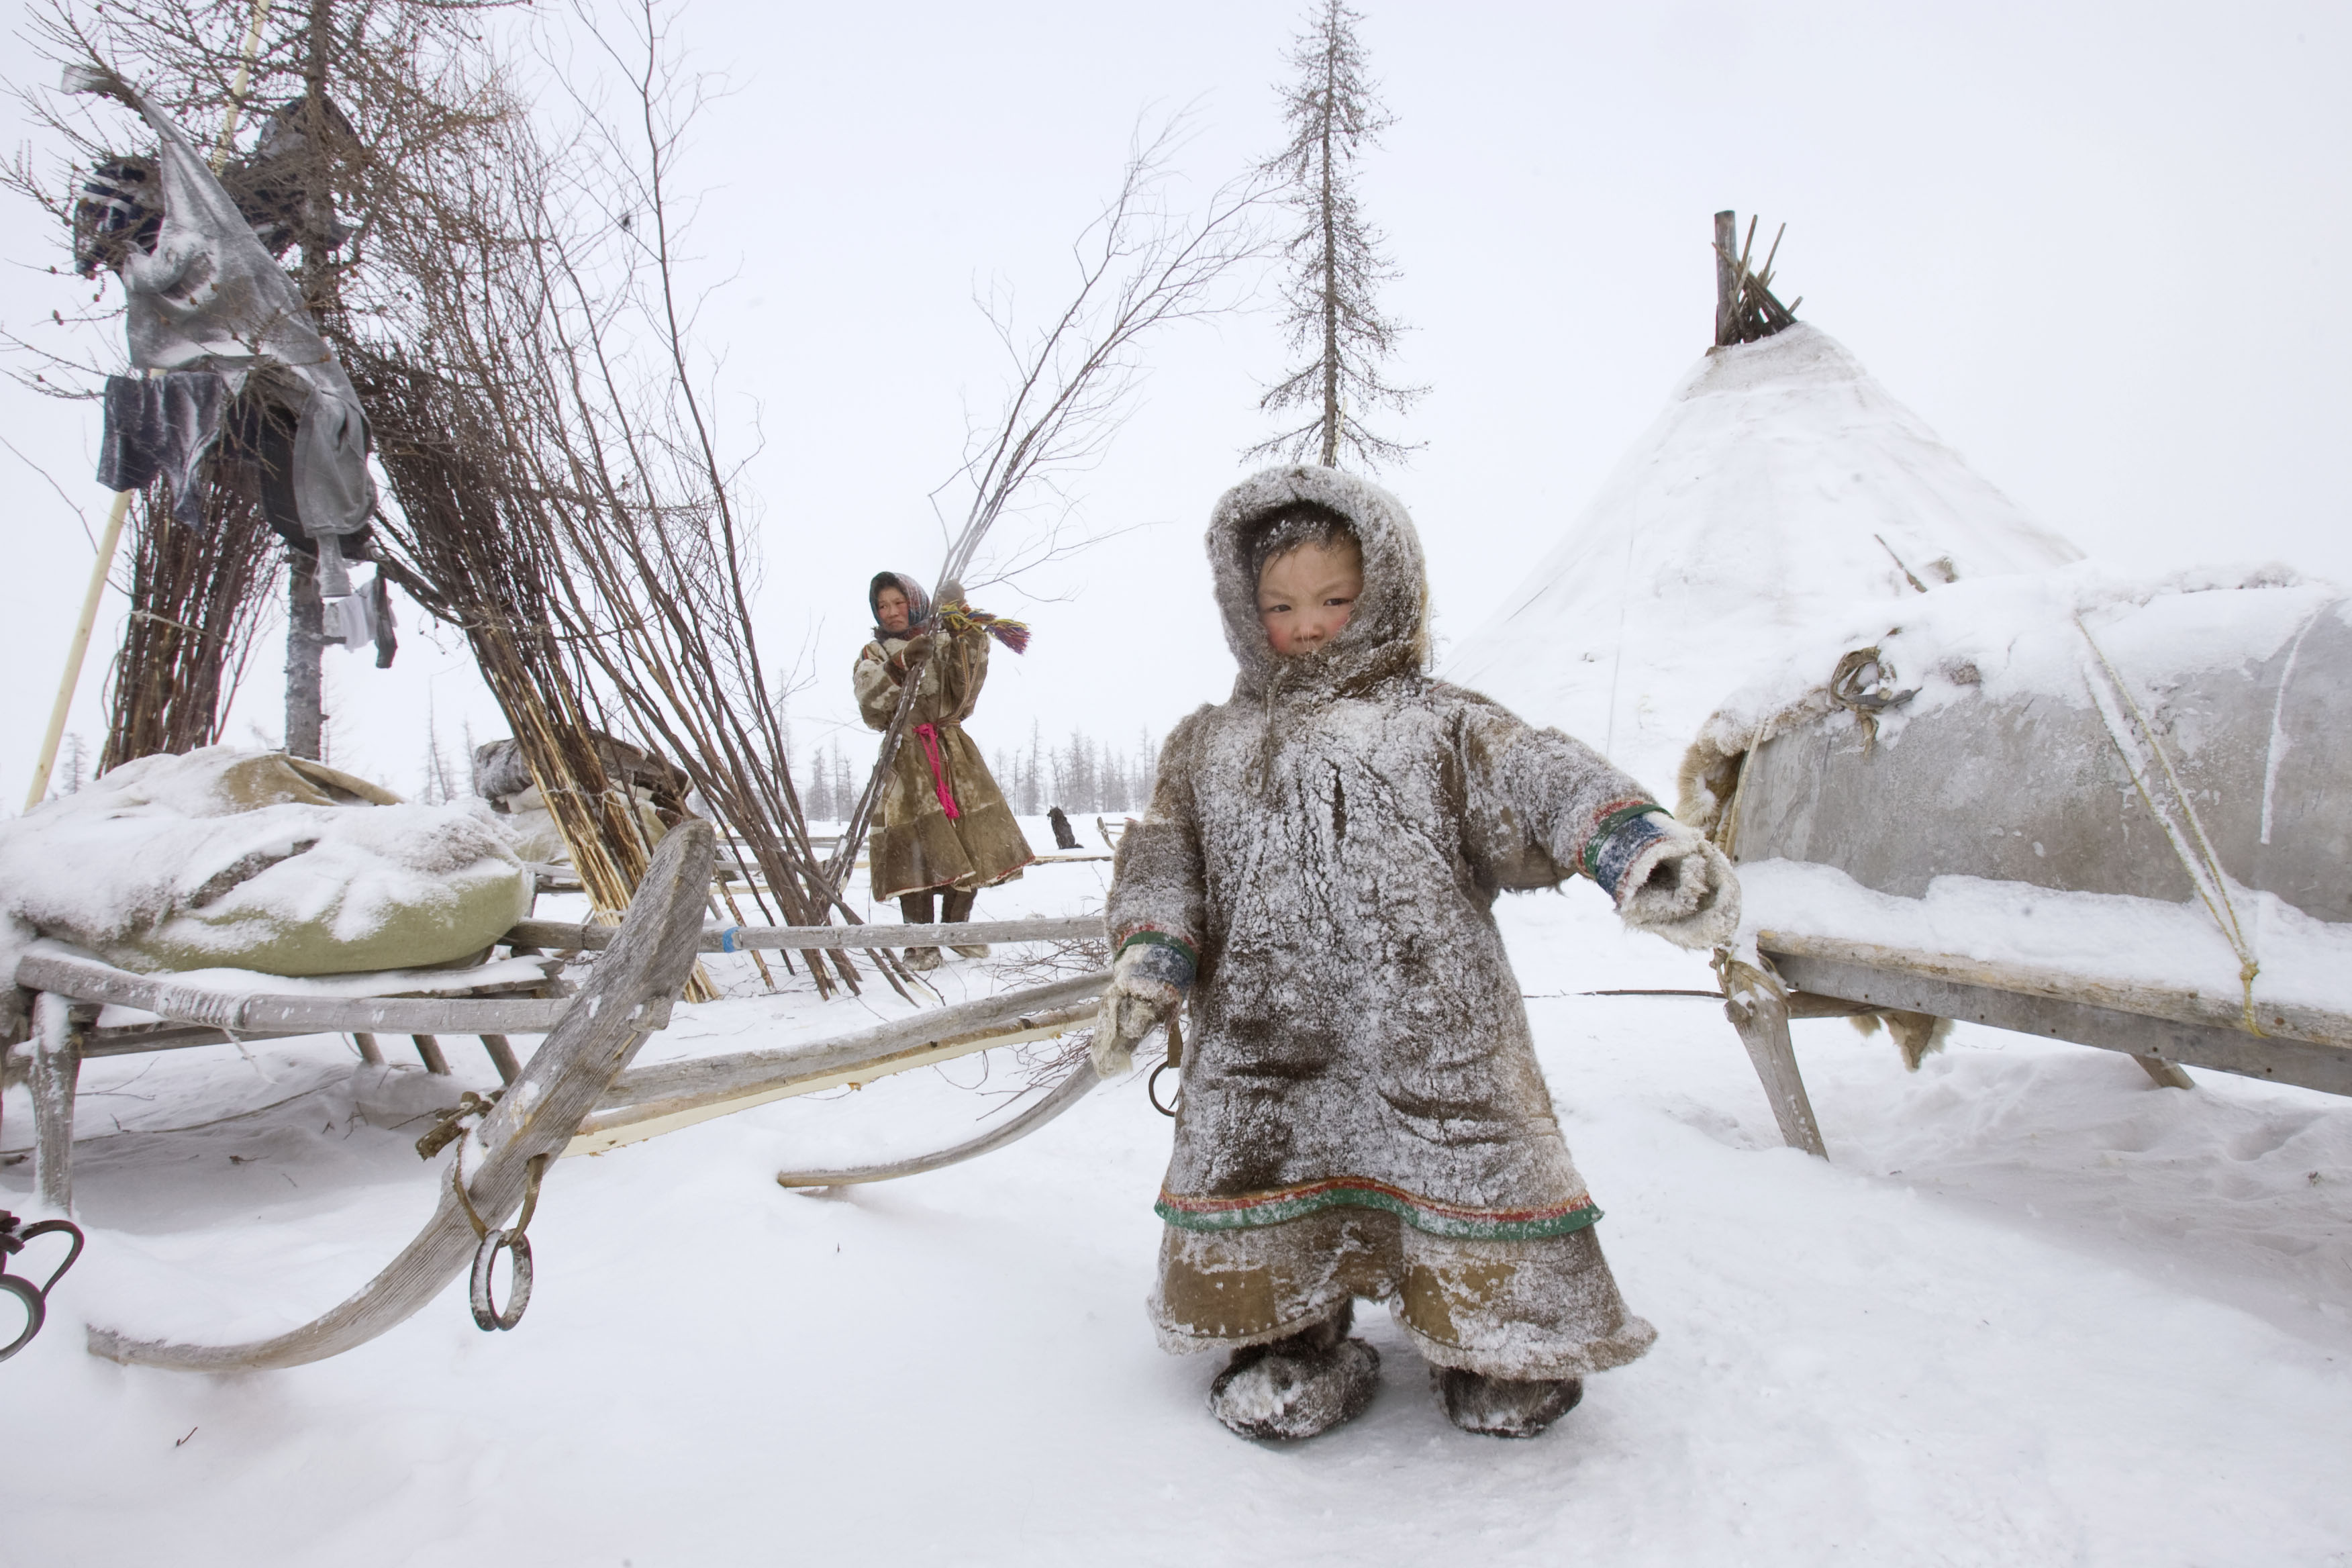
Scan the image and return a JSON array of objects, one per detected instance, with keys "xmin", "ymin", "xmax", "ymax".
[{"xmin": 797, "ymin": 722, "xmax": 1159, "ymax": 823}]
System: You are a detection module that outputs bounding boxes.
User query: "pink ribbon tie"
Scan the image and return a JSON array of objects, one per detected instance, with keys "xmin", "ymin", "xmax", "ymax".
[{"xmin": 915, "ymin": 722, "xmax": 961, "ymax": 821}]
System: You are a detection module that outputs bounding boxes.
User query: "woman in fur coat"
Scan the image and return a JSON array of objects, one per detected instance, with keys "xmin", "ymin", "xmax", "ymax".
[
  {"xmin": 854, "ymin": 573, "xmax": 1034, "ymax": 968},
  {"xmin": 1097, "ymin": 467, "xmax": 1738, "ymax": 1441}
]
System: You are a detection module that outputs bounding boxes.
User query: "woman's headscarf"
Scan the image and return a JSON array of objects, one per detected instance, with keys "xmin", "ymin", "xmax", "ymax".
[{"xmin": 869, "ymin": 571, "xmax": 934, "ymax": 640}]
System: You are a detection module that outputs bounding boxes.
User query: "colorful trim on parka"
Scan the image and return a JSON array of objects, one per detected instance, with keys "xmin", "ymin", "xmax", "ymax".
[
  {"xmin": 1580, "ymin": 798, "xmax": 1671, "ymax": 899},
  {"xmin": 1116, "ymin": 926, "xmax": 1199, "ymax": 991},
  {"xmin": 1157, "ymin": 1175, "xmax": 1603, "ymax": 1242}
]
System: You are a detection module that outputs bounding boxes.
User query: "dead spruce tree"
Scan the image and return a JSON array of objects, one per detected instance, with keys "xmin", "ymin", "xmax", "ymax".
[{"xmin": 1249, "ymin": 0, "xmax": 1424, "ymax": 470}]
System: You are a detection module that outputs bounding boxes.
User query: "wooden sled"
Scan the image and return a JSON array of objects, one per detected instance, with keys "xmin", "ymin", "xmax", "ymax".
[
  {"xmin": 46, "ymin": 822, "xmax": 714, "ymax": 1371},
  {"xmin": 1718, "ymin": 932, "xmax": 2352, "ymax": 1159},
  {"xmin": 17, "ymin": 831, "xmax": 1112, "ymax": 1369}
]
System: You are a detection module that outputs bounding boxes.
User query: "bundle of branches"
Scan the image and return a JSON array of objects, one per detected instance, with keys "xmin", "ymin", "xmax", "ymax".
[
  {"xmin": 342, "ymin": 5, "xmax": 903, "ymax": 1000},
  {"xmin": 99, "ymin": 479, "xmax": 277, "ymax": 771},
  {"xmin": 1714, "ymin": 212, "xmax": 1802, "ymax": 348},
  {"xmin": 350, "ymin": 354, "xmax": 654, "ymax": 913},
  {"xmin": 314, "ymin": 3, "xmax": 917, "ymax": 1000},
  {"xmin": 827, "ymin": 121, "xmax": 1266, "ymax": 889}
]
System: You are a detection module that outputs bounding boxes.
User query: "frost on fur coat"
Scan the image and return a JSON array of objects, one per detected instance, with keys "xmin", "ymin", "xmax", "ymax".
[{"xmin": 1106, "ymin": 466, "xmax": 1736, "ymax": 1381}]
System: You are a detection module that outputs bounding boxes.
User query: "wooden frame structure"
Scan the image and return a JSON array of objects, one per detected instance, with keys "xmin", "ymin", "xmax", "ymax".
[
  {"xmin": 1719, "ymin": 930, "xmax": 2352, "ymax": 1159},
  {"xmin": 7, "ymin": 836, "xmax": 1118, "ymax": 1371}
]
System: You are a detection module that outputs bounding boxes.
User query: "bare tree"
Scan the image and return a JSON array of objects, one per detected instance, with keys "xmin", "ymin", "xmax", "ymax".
[
  {"xmin": 1248, "ymin": 0, "xmax": 1423, "ymax": 471},
  {"xmin": 824, "ymin": 121, "xmax": 1265, "ymax": 888}
]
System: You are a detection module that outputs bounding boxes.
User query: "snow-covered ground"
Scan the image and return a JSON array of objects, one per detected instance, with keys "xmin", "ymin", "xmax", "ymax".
[{"xmin": 5, "ymin": 823, "xmax": 2349, "ymax": 1566}]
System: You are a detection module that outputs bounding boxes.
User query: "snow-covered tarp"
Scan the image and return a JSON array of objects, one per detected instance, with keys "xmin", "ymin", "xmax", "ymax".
[
  {"xmin": 1676, "ymin": 563, "xmax": 2352, "ymax": 1018},
  {"xmin": 0, "ymin": 748, "xmax": 532, "ymax": 995}
]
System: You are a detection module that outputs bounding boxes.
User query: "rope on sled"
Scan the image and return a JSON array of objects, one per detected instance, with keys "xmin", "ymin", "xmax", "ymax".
[{"xmin": 2075, "ymin": 616, "xmax": 2265, "ymax": 1036}]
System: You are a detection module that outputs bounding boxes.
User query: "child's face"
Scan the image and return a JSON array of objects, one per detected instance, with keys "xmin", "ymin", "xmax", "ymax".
[
  {"xmin": 875, "ymin": 586, "xmax": 912, "ymax": 635},
  {"xmin": 1257, "ymin": 540, "xmax": 1362, "ymax": 656}
]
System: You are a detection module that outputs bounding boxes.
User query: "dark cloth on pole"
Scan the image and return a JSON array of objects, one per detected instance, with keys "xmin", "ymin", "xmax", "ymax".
[
  {"xmin": 95, "ymin": 371, "xmax": 226, "ymax": 527},
  {"xmin": 68, "ymin": 70, "xmax": 376, "ymax": 548}
]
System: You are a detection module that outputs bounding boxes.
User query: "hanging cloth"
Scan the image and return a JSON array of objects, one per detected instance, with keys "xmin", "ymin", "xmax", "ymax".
[{"xmin": 94, "ymin": 371, "xmax": 226, "ymax": 528}]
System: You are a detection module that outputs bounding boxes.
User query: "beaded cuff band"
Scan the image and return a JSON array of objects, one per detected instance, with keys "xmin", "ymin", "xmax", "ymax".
[
  {"xmin": 1117, "ymin": 929, "xmax": 1198, "ymax": 991},
  {"xmin": 1583, "ymin": 802, "xmax": 1671, "ymax": 899}
]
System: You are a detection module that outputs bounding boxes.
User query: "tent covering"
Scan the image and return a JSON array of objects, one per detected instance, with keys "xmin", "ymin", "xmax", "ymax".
[{"xmin": 1444, "ymin": 323, "xmax": 2082, "ymax": 789}]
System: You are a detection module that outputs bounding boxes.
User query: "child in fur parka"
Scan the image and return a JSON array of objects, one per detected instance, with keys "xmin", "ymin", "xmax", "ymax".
[{"xmin": 1097, "ymin": 467, "xmax": 1739, "ymax": 1441}]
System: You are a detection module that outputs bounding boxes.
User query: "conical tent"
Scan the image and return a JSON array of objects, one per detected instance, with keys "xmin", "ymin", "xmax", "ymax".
[{"xmin": 1444, "ymin": 322, "xmax": 2082, "ymax": 790}]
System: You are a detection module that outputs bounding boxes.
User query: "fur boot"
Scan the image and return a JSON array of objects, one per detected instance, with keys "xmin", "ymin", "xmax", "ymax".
[
  {"xmin": 1431, "ymin": 1367, "xmax": 1583, "ymax": 1438},
  {"xmin": 941, "ymin": 887, "xmax": 987, "ymax": 958},
  {"xmin": 1849, "ymin": 1009, "xmax": 1953, "ymax": 1071},
  {"xmin": 1208, "ymin": 1301, "xmax": 1379, "ymax": 1441},
  {"xmin": 899, "ymin": 892, "xmax": 942, "ymax": 971}
]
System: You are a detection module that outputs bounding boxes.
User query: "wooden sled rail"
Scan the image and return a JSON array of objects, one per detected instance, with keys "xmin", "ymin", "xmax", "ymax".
[
  {"xmin": 571, "ymin": 969, "xmax": 1110, "ymax": 1157},
  {"xmin": 80, "ymin": 823, "xmax": 716, "ymax": 1373},
  {"xmin": 774, "ymin": 1059, "xmax": 1101, "ymax": 1189},
  {"xmin": 13, "ymin": 951, "xmax": 581, "ymax": 1038},
  {"xmin": 1758, "ymin": 930, "xmax": 2352, "ymax": 1099},
  {"xmin": 510, "ymin": 914, "xmax": 1106, "ymax": 954}
]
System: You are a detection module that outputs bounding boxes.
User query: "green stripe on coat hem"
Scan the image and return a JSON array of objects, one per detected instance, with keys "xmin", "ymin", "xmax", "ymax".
[{"xmin": 1156, "ymin": 1187, "xmax": 1603, "ymax": 1242}]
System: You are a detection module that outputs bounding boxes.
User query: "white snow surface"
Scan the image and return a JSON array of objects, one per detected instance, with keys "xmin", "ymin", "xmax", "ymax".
[
  {"xmin": 1444, "ymin": 323, "xmax": 2083, "ymax": 791},
  {"xmin": 6, "ymin": 820, "xmax": 2349, "ymax": 1564},
  {"xmin": 1739, "ymin": 858, "xmax": 2352, "ymax": 1012}
]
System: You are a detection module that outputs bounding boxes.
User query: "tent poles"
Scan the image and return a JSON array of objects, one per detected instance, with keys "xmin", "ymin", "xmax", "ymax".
[{"xmin": 215, "ymin": 0, "xmax": 275, "ymax": 166}]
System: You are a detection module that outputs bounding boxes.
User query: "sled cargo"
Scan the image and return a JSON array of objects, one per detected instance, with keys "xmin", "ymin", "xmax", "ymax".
[{"xmin": 1682, "ymin": 571, "xmax": 2352, "ymax": 1153}]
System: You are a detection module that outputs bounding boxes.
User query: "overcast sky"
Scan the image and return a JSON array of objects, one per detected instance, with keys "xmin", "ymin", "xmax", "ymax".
[{"xmin": 3, "ymin": 0, "xmax": 2345, "ymax": 807}]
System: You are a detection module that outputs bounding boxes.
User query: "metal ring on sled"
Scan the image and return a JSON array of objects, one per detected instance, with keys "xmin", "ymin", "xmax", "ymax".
[
  {"xmin": 0, "ymin": 1275, "xmax": 46, "ymax": 1363},
  {"xmin": 0, "ymin": 1214, "xmax": 85, "ymax": 1364},
  {"xmin": 1147, "ymin": 1060, "xmax": 1181, "ymax": 1118},
  {"xmin": 469, "ymin": 1230, "xmax": 534, "ymax": 1332}
]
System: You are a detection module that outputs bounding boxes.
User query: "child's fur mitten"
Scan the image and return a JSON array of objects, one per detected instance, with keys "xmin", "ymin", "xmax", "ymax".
[
  {"xmin": 1092, "ymin": 940, "xmax": 1189, "ymax": 1077},
  {"xmin": 1616, "ymin": 818, "xmax": 1741, "ymax": 950}
]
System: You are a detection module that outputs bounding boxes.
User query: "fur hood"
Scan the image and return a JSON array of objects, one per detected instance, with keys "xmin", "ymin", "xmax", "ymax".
[{"xmin": 1207, "ymin": 466, "xmax": 1430, "ymax": 699}]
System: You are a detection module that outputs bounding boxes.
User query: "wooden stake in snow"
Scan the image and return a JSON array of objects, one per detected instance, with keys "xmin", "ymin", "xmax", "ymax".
[{"xmin": 24, "ymin": 487, "xmax": 134, "ymax": 812}]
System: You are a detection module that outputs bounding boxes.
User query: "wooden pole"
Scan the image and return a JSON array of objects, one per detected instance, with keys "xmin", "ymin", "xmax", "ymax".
[
  {"xmin": 1713, "ymin": 210, "xmax": 1736, "ymax": 348},
  {"xmin": 285, "ymin": 554, "xmax": 325, "ymax": 758},
  {"xmin": 213, "ymin": 0, "xmax": 276, "ymax": 167},
  {"xmin": 25, "ymin": 488, "xmax": 136, "ymax": 811}
]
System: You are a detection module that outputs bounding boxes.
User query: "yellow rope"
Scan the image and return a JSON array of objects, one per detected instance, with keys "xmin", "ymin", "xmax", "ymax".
[{"xmin": 2076, "ymin": 616, "xmax": 2265, "ymax": 1035}]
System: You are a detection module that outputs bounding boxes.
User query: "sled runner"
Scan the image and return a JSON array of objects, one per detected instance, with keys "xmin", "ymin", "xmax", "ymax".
[{"xmin": 65, "ymin": 822, "xmax": 714, "ymax": 1370}]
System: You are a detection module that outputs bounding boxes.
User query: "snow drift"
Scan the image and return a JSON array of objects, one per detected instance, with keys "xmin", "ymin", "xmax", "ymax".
[{"xmin": 1444, "ymin": 322, "xmax": 2082, "ymax": 789}]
